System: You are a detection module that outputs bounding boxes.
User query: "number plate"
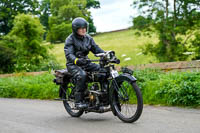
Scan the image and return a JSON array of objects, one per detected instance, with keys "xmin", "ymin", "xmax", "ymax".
[{"xmin": 111, "ymin": 70, "xmax": 119, "ymax": 78}]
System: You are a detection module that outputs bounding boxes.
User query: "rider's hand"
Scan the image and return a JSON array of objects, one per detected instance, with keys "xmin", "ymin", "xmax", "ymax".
[{"xmin": 75, "ymin": 58, "xmax": 88, "ymax": 66}]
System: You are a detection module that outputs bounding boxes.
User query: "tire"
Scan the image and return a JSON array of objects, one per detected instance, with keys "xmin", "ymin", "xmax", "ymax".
[
  {"xmin": 62, "ymin": 83, "xmax": 84, "ymax": 117},
  {"xmin": 111, "ymin": 76, "xmax": 143, "ymax": 123}
]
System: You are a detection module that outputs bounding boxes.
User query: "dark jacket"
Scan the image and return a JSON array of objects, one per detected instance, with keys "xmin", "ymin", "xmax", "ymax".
[{"xmin": 64, "ymin": 33, "xmax": 104, "ymax": 65}]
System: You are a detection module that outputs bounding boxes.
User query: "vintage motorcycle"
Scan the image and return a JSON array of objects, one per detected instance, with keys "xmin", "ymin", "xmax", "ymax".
[{"xmin": 53, "ymin": 51, "xmax": 143, "ymax": 123}]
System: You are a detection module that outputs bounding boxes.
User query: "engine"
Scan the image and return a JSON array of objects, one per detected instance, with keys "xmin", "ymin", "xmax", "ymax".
[{"xmin": 87, "ymin": 83, "xmax": 109, "ymax": 107}]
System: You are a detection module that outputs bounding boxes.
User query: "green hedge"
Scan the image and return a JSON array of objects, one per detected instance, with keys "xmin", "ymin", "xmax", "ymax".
[
  {"xmin": 134, "ymin": 69, "xmax": 200, "ymax": 106},
  {"xmin": 0, "ymin": 72, "xmax": 59, "ymax": 99},
  {"xmin": 0, "ymin": 70, "xmax": 200, "ymax": 107}
]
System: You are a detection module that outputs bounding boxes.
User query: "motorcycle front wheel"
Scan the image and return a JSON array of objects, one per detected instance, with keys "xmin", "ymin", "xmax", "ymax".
[{"xmin": 111, "ymin": 76, "xmax": 143, "ymax": 123}]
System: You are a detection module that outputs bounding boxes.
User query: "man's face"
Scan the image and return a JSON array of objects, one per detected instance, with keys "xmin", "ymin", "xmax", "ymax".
[{"xmin": 77, "ymin": 27, "xmax": 87, "ymax": 36}]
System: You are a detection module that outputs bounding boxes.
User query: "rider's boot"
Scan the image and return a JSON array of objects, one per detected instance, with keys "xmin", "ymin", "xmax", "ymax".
[{"xmin": 75, "ymin": 92, "xmax": 88, "ymax": 109}]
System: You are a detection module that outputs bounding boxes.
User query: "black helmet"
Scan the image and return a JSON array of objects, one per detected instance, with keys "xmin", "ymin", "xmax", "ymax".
[{"xmin": 72, "ymin": 17, "xmax": 89, "ymax": 34}]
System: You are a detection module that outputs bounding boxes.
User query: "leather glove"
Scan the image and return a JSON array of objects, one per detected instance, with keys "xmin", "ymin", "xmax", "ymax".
[{"xmin": 74, "ymin": 58, "xmax": 88, "ymax": 66}]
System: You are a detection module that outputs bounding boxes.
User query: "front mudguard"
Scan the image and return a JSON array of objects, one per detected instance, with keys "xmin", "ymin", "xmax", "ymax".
[
  {"xmin": 115, "ymin": 73, "xmax": 137, "ymax": 83},
  {"xmin": 110, "ymin": 73, "xmax": 137, "ymax": 116}
]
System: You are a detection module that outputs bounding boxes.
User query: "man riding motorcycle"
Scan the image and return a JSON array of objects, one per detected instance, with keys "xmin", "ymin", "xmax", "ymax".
[{"xmin": 64, "ymin": 17, "xmax": 105, "ymax": 109}]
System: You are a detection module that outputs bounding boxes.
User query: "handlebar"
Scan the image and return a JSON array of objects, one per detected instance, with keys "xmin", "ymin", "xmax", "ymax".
[
  {"xmin": 87, "ymin": 59, "xmax": 100, "ymax": 62},
  {"xmin": 86, "ymin": 58, "xmax": 120, "ymax": 64},
  {"xmin": 87, "ymin": 51, "xmax": 120, "ymax": 65}
]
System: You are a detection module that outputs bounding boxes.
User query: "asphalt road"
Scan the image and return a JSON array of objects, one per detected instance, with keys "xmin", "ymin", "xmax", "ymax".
[{"xmin": 0, "ymin": 98, "xmax": 199, "ymax": 133}]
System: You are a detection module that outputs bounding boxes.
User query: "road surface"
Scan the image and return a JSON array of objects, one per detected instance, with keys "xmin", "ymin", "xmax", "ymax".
[{"xmin": 0, "ymin": 98, "xmax": 199, "ymax": 133}]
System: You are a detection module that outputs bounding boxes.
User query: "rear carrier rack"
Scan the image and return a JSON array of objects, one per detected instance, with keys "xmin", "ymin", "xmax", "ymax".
[{"xmin": 53, "ymin": 69, "xmax": 71, "ymax": 84}]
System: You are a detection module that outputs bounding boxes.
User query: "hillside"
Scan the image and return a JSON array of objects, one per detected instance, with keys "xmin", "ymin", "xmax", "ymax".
[{"xmin": 49, "ymin": 29, "xmax": 159, "ymax": 68}]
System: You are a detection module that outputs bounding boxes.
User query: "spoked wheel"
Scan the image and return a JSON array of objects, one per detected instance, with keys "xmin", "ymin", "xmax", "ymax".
[
  {"xmin": 62, "ymin": 83, "xmax": 84, "ymax": 117},
  {"xmin": 112, "ymin": 77, "xmax": 143, "ymax": 123}
]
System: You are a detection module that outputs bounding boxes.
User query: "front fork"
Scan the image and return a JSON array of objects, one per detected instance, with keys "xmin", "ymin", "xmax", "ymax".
[
  {"xmin": 110, "ymin": 66, "xmax": 129, "ymax": 101},
  {"xmin": 112, "ymin": 78, "xmax": 129, "ymax": 101}
]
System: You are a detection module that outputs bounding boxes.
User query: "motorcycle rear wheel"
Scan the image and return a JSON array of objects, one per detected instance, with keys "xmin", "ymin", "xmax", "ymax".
[{"xmin": 62, "ymin": 83, "xmax": 84, "ymax": 117}]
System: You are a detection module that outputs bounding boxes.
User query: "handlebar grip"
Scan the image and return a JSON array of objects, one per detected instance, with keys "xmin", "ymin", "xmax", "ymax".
[{"xmin": 115, "ymin": 59, "xmax": 120, "ymax": 64}]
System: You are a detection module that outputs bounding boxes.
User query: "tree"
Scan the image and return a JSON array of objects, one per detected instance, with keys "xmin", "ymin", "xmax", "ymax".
[
  {"xmin": 132, "ymin": 0, "xmax": 200, "ymax": 61},
  {"xmin": 88, "ymin": 17, "xmax": 97, "ymax": 34},
  {"xmin": 132, "ymin": 15, "xmax": 152, "ymax": 30},
  {"xmin": 7, "ymin": 14, "xmax": 48, "ymax": 71},
  {"xmin": 86, "ymin": 0, "xmax": 100, "ymax": 9},
  {"xmin": 39, "ymin": 0, "xmax": 51, "ymax": 40},
  {"xmin": 39, "ymin": 0, "xmax": 50, "ymax": 29},
  {"xmin": 0, "ymin": 43, "xmax": 15, "ymax": 73},
  {"xmin": 86, "ymin": 0, "xmax": 100, "ymax": 33},
  {"xmin": 46, "ymin": 0, "xmax": 100, "ymax": 43},
  {"xmin": 47, "ymin": 0, "xmax": 86, "ymax": 43},
  {"xmin": 47, "ymin": 22, "xmax": 72, "ymax": 43},
  {"xmin": 0, "ymin": 0, "xmax": 39, "ymax": 35}
]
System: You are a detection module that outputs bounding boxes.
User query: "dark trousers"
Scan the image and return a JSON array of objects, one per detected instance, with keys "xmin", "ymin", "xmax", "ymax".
[{"xmin": 67, "ymin": 63, "xmax": 100, "ymax": 93}]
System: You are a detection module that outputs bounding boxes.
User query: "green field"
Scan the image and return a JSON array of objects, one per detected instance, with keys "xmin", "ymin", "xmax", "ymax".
[{"xmin": 49, "ymin": 29, "xmax": 159, "ymax": 68}]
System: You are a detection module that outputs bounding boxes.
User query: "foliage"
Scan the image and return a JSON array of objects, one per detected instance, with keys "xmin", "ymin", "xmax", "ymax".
[
  {"xmin": 7, "ymin": 14, "xmax": 48, "ymax": 71},
  {"xmin": 135, "ymin": 69, "xmax": 200, "ymax": 106},
  {"xmin": 47, "ymin": 0, "xmax": 87, "ymax": 43},
  {"xmin": 132, "ymin": 0, "xmax": 200, "ymax": 61},
  {"xmin": 0, "ymin": 14, "xmax": 62, "ymax": 73},
  {"xmin": 39, "ymin": 0, "xmax": 51, "ymax": 30},
  {"xmin": 46, "ymin": 0, "xmax": 100, "ymax": 43},
  {"xmin": 47, "ymin": 22, "xmax": 72, "ymax": 43},
  {"xmin": 0, "ymin": 73, "xmax": 59, "ymax": 99},
  {"xmin": 39, "ymin": 0, "xmax": 51, "ymax": 39},
  {"xmin": 132, "ymin": 15, "xmax": 152, "ymax": 30},
  {"xmin": 88, "ymin": 17, "xmax": 97, "ymax": 34},
  {"xmin": 13, "ymin": 55, "xmax": 62, "ymax": 72},
  {"xmin": 86, "ymin": 0, "xmax": 100, "ymax": 33},
  {"xmin": 1, "ymin": 70, "xmax": 200, "ymax": 107},
  {"xmin": 0, "ymin": 43, "xmax": 16, "ymax": 73},
  {"xmin": 0, "ymin": 0, "xmax": 39, "ymax": 35},
  {"xmin": 0, "ymin": 0, "xmax": 99, "ymax": 39},
  {"xmin": 86, "ymin": 0, "xmax": 100, "ymax": 9}
]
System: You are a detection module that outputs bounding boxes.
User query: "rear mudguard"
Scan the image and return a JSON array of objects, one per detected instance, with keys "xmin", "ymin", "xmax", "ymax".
[
  {"xmin": 110, "ymin": 73, "xmax": 137, "ymax": 116},
  {"xmin": 59, "ymin": 84, "xmax": 66, "ymax": 98},
  {"xmin": 58, "ymin": 75, "xmax": 70, "ymax": 98}
]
